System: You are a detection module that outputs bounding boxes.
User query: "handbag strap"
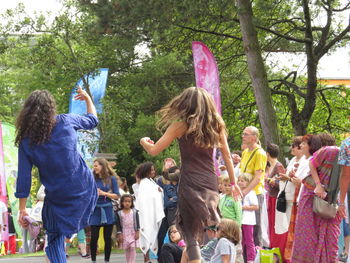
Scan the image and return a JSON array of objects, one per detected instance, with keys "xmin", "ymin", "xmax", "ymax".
[{"xmin": 243, "ymin": 148, "xmax": 259, "ymax": 173}]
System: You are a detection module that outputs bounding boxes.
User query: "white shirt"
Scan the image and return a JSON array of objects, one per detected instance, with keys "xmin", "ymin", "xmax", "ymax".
[
  {"xmin": 241, "ymin": 191, "xmax": 258, "ymax": 225},
  {"xmin": 209, "ymin": 238, "xmax": 236, "ymax": 263},
  {"xmin": 278, "ymin": 157, "xmax": 298, "ymax": 201},
  {"xmin": 295, "ymin": 155, "xmax": 311, "ymax": 180},
  {"xmin": 295, "ymin": 155, "xmax": 312, "ymax": 201}
]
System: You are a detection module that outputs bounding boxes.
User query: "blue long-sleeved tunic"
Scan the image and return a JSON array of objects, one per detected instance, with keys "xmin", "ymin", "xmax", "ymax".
[
  {"xmin": 15, "ymin": 113, "xmax": 99, "ymax": 236},
  {"xmin": 89, "ymin": 176, "xmax": 120, "ymax": 225}
]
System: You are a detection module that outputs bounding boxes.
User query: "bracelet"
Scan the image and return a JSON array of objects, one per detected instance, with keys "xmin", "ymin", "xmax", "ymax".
[
  {"xmin": 230, "ymin": 182, "xmax": 236, "ymax": 186},
  {"xmin": 339, "ymin": 203, "xmax": 345, "ymax": 207}
]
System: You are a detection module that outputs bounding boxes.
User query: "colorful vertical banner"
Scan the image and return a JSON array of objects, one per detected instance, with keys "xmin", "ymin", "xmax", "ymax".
[
  {"xmin": 69, "ymin": 68, "xmax": 109, "ymax": 115},
  {"xmin": 192, "ymin": 42, "xmax": 222, "ymax": 176},
  {"xmin": 69, "ymin": 68, "xmax": 109, "ymax": 167},
  {"xmin": 192, "ymin": 41, "xmax": 221, "ymax": 114},
  {"xmin": 1, "ymin": 123, "xmax": 20, "ymax": 238},
  {"xmin": 0, "ymin": 122, "xmax": 8, "ymax": 242}
]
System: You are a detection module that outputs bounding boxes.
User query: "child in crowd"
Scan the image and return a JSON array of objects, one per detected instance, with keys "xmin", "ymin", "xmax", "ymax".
[
  {"xmin": 182, "ymin": 218, "xmax": 240, "ymax": 263},
  {"xmin": 238, "ymin": 174, "xmax": 259, "ymax": 263},
  {"xmin": 116, "ymin": 194, "xmax": 140, "ymax": 263},
  {"xmin": 219, "ymin": 177, "xmax": 242, "ymax": 225},
  {"xmin": 162, "ymin": 165, "xmax": 180, "ymax": 225},
  {"xmin": 201, "ymin": 225, "xmax": 219, "ymax": 262},
  {"xmin": 160, "ymin": 225, "xmax": 185, "ymax": 263},
  {"xmin": 217, "ymin": 176, "xmax": 225, "ymax": 198},
  {"xmin": 135, "ymin": 162, "xmax": 164, "ymax": 263}
]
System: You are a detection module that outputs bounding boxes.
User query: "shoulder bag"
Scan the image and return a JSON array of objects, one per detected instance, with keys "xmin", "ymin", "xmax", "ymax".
[{"xmin": 276, "ymin": 181, "xmax": 288, "ymax": 213}]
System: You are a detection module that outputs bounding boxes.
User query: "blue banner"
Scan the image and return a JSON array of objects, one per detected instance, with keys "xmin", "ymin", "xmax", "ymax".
[
  {"xmin": 68, "ymin": 68, "xmax": 109, "ymax": 167},
  {"xmin": 69, "ymin": 68, "xmax": 109, "ymax": 114}
]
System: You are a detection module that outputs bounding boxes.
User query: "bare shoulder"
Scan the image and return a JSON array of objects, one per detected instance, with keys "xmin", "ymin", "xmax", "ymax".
[{"xmin": 168, "ymin": 121, "xmax": 187, "ymax": 138}]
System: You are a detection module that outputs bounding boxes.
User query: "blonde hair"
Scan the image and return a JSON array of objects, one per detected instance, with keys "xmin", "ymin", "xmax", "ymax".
[
  {"xmin": 238, "ymin": 173, "xmax": 253, "ymax": 183},
  {"xmin": 222, "ymin": 177, "xmax": 231, "ymax": 184},
  {"xmin": 218, "ymin": 219, "xmax": 240, "ymax": 245},
  {"xmin": 157, "ymin": 87, "xmax": 226, "ymax": 149},
  {"xmin": 162, "ymin": 158, "xmax": 177, "ymax": 172}
]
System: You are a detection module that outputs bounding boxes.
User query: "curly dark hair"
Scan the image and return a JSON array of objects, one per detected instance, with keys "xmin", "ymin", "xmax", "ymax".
[
  {"xmin": 135, "ymin": 162, "xmax": 154, "ymax": 180},
  {"xmin": 15, "ymin": 90, "xmax": 57, "ymax": 146}
]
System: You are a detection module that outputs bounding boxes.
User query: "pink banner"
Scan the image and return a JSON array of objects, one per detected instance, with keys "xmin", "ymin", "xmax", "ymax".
[
  {"xmin": 192, "ymin": 41, "xmax": 221, "ymax": 114},
  {"xmin": 0, "ymin": 122, "xmax": 9, "ymax": 242},
  {"xmin": 192, "ymin": 42, "xmax": 222, "ymax": 176}
]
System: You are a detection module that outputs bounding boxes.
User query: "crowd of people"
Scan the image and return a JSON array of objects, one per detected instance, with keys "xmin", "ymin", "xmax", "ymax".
[{"xmin": 6, "ymin": 86, "xmax": 350, "ymax": 263}]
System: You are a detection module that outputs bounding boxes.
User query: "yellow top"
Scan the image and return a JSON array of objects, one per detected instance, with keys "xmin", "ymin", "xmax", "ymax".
[{"xmin": 239, "ymin": 147, "xmax": 267, "ymax": 195}]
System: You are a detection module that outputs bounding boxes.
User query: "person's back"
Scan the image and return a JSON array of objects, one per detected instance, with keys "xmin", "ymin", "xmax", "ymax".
[
  {"xmin": 15, "ymin": 88, "xmax": 99, "ymax": 263},
  {"xmin": 178, "ymin": 135, "xmax": 215, "ymax": 180},
  {"xmin": 19, "ymin": 114, "xmax": 96, "ymax": 201},
  {"xmin": 209, "ymin": 237, "xmax": 236, "ymax": 263}
]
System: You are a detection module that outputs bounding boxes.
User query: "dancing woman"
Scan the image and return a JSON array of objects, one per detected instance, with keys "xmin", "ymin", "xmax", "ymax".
[
  {"xmin": 15, "ymin": 88, "xmax": 98, "ymax": 263},
  {"xmin": 140, "ymin": 87, "xmax": 240, "ymax": 263}
]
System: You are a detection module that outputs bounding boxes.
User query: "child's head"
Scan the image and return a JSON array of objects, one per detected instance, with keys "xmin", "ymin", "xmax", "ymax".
[
  {"xmin": 157, "ymin": 87, "xmax": 226, "ymax": 149},
  {"xmin": 217, "ymin": 175, "xmax": 227, "ymax": 193},
  {"xmin": 120, "ymin": 194, "xmax": 134, "ymax": 210},
  {"xmin": 162, "ymin": 158, "xmax": 177, "ymax": 172},
  {"xmin": 217, "ymin": 219, "xmax": 240, "ymax": 245},
  {"xmin": 168, "ymin": 225, "xmax": 182, "ymax": 244},
  {"xmin": 163, "ymin": 165, "xmax": 180, "ymax": 184},
  {"xmin": 222, "ymin": 177, "xmax": 232, "ymax": 195},
  {"xmin": 135, "ymin": 162, "xmax": 155, "ymax": 180},
  {"xmin": 238, "ymin": 173, "xmax": 253, "ymax": 190},
  {"xmin": 204, "ymin": 225, "xmax": 218, "ymax": 239}
]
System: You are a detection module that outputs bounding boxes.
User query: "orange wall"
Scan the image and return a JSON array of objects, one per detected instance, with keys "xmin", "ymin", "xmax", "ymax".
[{"xmin": 318, "ymin": 79, "xmax": 350, "ymax": 86}]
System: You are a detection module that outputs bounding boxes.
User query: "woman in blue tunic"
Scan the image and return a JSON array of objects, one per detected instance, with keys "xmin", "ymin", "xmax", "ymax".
[
  {"xmin": 15, "ymin": 88, "xmax": 98, "ymax": 263},
  {"xmin": 89, "ymin": 158, "xmax": 120, "ymax": 263}
]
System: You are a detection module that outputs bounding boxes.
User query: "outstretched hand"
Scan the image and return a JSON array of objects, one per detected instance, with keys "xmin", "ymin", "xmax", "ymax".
[
  {"xmin": 74, "ymin": 87, "xmax": 90, "ymax": 101},
  {"xmin": 140, "ymin": 137, "xmax": 154, "ymax": 145}
]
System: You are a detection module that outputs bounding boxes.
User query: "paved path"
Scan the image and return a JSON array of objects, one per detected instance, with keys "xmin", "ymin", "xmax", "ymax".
[{"xmin": 0, "ymin": 253, "xmax": 151, "ymax": 262}]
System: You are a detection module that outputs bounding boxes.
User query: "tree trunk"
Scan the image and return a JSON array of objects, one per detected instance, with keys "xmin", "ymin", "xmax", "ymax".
[{"xmin": 235, "ymin": 0, "xmax": 280, "ymax": 146}]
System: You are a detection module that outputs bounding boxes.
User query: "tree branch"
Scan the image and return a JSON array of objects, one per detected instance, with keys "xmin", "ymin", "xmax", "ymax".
[
  {"xmin": 316, "ymin": 24, "xmax": 350, "ymax": 59},
  {"xmin": 174, "ymin": 24, "xmax": 242, "ymax": 41},
  {"xmin": 229, "ymin": 102, "xmax": 256, "ymax": 110},
  {"xmin": 314, "ymin": 0, "xmax": 332, "ymax": 56},
  {"xmin": 232, "ymin": 17, "xmax": 310, "ymax": 43},
  {"xmin": 318, "ymin": 90, "xmax": 332, "ymax": 131},
  {"xmin": 316, "ymin": 87, "xmax": 345, "ymax": 92}
]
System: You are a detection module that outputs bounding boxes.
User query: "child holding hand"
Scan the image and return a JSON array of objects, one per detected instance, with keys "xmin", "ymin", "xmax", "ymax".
[{"xmin": 238, "ymin": 174, "xmax": 259, "ymax": 263}]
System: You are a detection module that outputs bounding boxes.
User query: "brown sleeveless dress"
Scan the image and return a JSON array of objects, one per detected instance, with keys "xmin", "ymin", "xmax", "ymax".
[{"xmin": 176, "ymin": 135, "xmax": 220, "ymax": 243}]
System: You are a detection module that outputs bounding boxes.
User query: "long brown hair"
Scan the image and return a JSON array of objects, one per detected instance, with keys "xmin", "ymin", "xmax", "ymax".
[
  {"xmin": 218, "ymin": 218, "xmax": 240, "ymax": 245},
  {"xmin": 157, "ymin": 87, "xmax": 226, "ymax": 149},
  {"xmin": 93, "ymin": 158, "xmax": 116, "ymax": 186},
  {"xmin": 15, "ymin": 90, "xmax": 57, "ymax": 146}
]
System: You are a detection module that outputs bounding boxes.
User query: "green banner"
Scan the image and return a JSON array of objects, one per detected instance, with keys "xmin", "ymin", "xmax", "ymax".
[{"xmin": 2, "ymin": 123, "xmax": 21, "ymax": 238}]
